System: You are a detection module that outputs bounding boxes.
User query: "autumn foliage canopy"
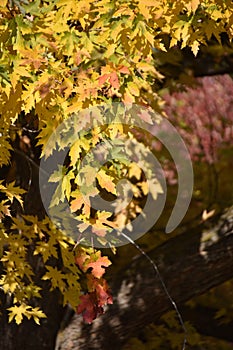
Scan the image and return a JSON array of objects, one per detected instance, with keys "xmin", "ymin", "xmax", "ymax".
[{"xmin": 0, "ymin": 0, "xmax": 233, "ymax": 326}]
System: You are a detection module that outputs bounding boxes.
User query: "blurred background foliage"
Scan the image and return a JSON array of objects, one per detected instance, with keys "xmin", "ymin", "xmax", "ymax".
[{"xmin": 108, "ymin": 43, "xmax": 233, "ymax": 349}]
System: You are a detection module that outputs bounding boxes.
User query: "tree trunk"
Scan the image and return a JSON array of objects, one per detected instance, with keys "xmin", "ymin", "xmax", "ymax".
[
  {"xmin": 0, "ymin": 287, "xmax": 64, "ymax": 350},
  {"xmin": 56, "ymin": 206, "xmax": 233, "ymax": 350},
  {"xmin": 0, "ymin": 144, "xmax": 65, "ymax": 350}
]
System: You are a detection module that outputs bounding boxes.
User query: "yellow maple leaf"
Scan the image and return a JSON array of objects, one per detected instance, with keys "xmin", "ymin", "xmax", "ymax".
[
  {"xmin": 127, "ymin": 81, "xmax": 140, "ymax": 97},
  {"xmin": 128, "ymin": 163, "xmax": 142, "ymax": 180},
  {"xmin": 191, "ymin": 40, "xmax": 200, "ymax": 56},
  {"xmin": 0, "ymin": 0, "xmax": 7, "ymax": 6},
  {"xmin": 97, "ymin": 169, "xmax": 117, "ymax": 194}
]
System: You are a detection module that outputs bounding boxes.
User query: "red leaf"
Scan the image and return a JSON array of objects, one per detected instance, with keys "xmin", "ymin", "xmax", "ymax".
[
  {"xmin": 96, "ymin": 282, "xmax": 113, "ymax": 307},
  {"xmin": 77, "ymin": 276, "xmax": 113, "ymax": 323},
  {"xmin": 87, "ymin": 275, "xmax": 113, "ymax": 307},
  {"xmin": 77, "ymin": 293, "xmax": 101, "ymax": 324},
  {"xmin": 109, "ymin": 71, "xmax": 119, "ymax": 89}
]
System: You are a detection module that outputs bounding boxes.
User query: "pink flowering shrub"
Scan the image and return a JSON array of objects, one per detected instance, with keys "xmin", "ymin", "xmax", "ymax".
[{"xmin": 163, "ymin": 75, "xmax": 233, "ymax": 164}]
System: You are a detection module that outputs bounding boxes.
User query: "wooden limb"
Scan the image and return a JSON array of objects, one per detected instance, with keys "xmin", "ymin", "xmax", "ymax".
[{"xmin": 56, "ymin": 207, "xmax": 233, "ymax": 350}]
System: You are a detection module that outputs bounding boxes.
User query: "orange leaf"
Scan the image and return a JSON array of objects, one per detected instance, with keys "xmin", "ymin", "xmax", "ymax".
[
  {"xmin": 87, "ymin": 255, "xmax": 111, "ymax": 279},
  {"xmin": 70, "ymin": 192, "xmax": 84, "ymax": 212},
  {"xmin": 98, "ymin": 74, "xmax": 109, "ymax": 86},
  {"xmin": 118, "ymin": 65, "xmax": 130, "ymax": 74}
]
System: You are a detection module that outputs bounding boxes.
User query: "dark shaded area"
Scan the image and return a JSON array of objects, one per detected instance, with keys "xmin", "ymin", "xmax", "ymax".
[
  {"xmin": 0, "ymin": 129, "xmax": 65, "ymax": 350},
  {"xmin": 155, "ymin": 38, "xmax": 233, "ymax": 90},
  {"xmin": 181, "ymin": 304, "xmax": 233, "ymax": 343},
  {"xmin": 0, "ymin": 287, "xmax": 64, "ymax": 350}
]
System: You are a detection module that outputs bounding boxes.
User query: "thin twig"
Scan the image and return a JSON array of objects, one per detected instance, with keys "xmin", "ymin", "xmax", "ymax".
[
  {"xmin": 120, "ymin": 231, "xmax": 187, "ymax": 350},
  {"xmin": 14, "ymin": 148, "xmax": 49, "ymax": 177}
]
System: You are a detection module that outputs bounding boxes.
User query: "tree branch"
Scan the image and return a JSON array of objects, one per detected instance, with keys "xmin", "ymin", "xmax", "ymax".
[{"xmin": 56, "ymin": 206, "xmax": 233, "ymax": 350}]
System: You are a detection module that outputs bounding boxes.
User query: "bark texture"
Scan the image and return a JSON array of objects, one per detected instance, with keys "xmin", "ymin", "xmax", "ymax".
[{"xmin": 0, "ymin": 142, "xmax": 65, "ymax": 350}]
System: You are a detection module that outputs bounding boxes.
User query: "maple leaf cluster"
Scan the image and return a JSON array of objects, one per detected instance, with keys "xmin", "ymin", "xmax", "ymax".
[
  {"xmin": 75, "ymin": 248, "xmax": 113, "ymax": 323},
  {"xmin": 1, "ymin": 0, "xmax": 233, "ymax": 328}
]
